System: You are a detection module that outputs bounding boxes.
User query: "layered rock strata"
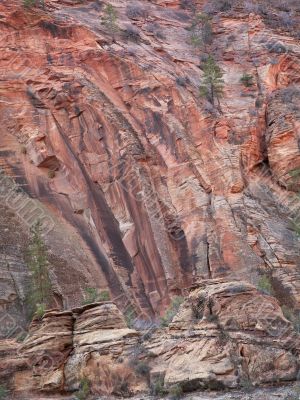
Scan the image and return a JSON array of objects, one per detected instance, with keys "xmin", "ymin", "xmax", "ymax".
[
  {"xmin": 0, "ymin": 0, "xmax": 299, "ymax": 319},
  {"xmin": 3, "ymin": 280, "xmax": 300, "ymax": 397}
]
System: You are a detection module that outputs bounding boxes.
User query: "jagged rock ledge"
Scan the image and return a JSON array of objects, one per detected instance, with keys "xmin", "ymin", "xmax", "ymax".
[{"xmin": 2, "ymin": 279, "xmax": 300, "ymax": 398}]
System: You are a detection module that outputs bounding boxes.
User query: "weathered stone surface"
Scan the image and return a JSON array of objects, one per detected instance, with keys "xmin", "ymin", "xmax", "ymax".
[
  {"xmin": 0, "ymin": 0, "xmax": 299, "ymax": 322},
  {"xmin": 267, "ymin": 87, "xmax": 300, "ymax": 191},
  {"xmin": 3, "ymin": 281, "xmax": 300, "ymax": 397},
  {"xmin": 0, "ymin": 0, "xmax": 300, "ymax": 398},
  {"xmin": 146, "ymin": 280, "xmax": 300, "ymax": 391}
]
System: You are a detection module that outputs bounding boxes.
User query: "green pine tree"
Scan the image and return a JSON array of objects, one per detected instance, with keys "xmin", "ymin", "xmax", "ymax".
[
  {"xmin": 189, "ymin": 13, "xmax": 213, "ymax": 52},
  {"xmin": 26, "ymin": 221, "xmax": 52, "ymax": 318},
  {"xmin": 101, "ymin": 4, "xmax": 119, "ymax": 40},
  {"xmin": 199, "ymin": 55, "xmax": 224, "ymax": 109}
]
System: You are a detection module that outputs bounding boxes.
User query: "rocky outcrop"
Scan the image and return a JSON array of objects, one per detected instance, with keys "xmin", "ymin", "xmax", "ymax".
[
  {"xmin": 0, "ymin": 0, "xmax": 299, "ymax": 322},
  {"xmin": 3, "ymin": 280, "xmax": 299, "ymax": 398},
  {"xmin": 267, "ymin": 87, "xmax": 300, "ymax": 191},
  {"xmin": 148, "ymin": 279, "xmax": 300, "ymax": 391}
]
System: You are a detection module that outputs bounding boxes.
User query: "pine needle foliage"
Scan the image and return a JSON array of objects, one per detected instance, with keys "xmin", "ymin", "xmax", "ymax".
[
  {"xmin": 199, "ymin": 55, "xmax": 224, "ymax": 108},
  {"xmin": 189, "ymin": 13, "xmax": 213, "ymax": 52},
  {"xmin": 26, "ymin": 221, "xmax": 52, "ymax": 318},
  {"xmin": 101, "ymin": 4, "xmax": 119, "ymax": 40}
]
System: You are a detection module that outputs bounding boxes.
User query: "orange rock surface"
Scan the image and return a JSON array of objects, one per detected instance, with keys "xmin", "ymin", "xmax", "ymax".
[{"xmin": 0, "ymin": 0, "xmax": 299, "ymax": 367}]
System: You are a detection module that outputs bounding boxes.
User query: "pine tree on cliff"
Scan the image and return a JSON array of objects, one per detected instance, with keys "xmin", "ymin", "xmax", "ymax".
[
  {"xmin": 189, "ymin": 13, "xmax": 213, "ymax": 52},
  {"xmin": 199, "ymin": 56, "xmax": 224, "ymax": 110},
  {"xmin": 26, "ymin": 221, "xmax": 52, "ymax": 318},
  {"xmin": 101, "ymin": 4, "xmax": 119, "ymax": 41}
]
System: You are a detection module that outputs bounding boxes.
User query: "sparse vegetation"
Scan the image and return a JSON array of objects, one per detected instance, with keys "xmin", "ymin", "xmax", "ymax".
[
  {"xmin": 176, "ymin": 76, "xmax": 189, "ymax": 87},
  {"xmin": 189, "ymin": 13, "xmax": 213, "ymax": 52},
  {"xmin": 48, "ymin": 170, "xmax": 55, "ymax": 179},
  {"xmin": 98, "ymin": 290, "xmax": 110, "ymax": 301},
  {"xmin": 168, "ymin": 383, "xmax": 184, "ymax": 399},
  {"xmin": 35, "ymin": 303, "xmax": 46, "ymax": 319},
  {"xmin": 26, "ymin": 221, "xmax": 52, "ymax": 319},
  {"xmin": 288, "ymin": 169, "xmax": 300, "ymax": 229},
  {"xmin": 75, "ymin": 377, "xmax": 90, "ymax": 400},
  {"xmin": 266, "ymin": 41, "xmax": 287, "ymax": 54},
  {"xmin": 126, "ymin": 3, "xmax": 148, "ymax": 20},
  {"xmin": 123, "ymin": 24, "xmax": 140, "ymax": 42},
  {"xmin": 239, "ymin": 376, "xmax": 254, "ymax": 392},
  {"xmin": 160, "ymin": 296, "xmax": 184, "ymax": 327},
  {"xmin": 82, "ymin": 288, "xmax": 110, "ymax": 305},
  {"xmin": 23, "ymin": 0, "xmax": 44, "ymax": 8},
  {"xmin": 16, "ymin": 332, "xmax": 28, "ymax": 343},
  {"xmin": 125, "ymin": 305, "xmax": 137, "ymax": 328},
  {"xmin": 199, "ymin": 55, "xmax": 224, "ymax": 109},
  {"xmin": 281, "ymin": 306, "xmax": 300, "ymax": 333},
  {"xmin": 134, "ymin": 360, "xmax": 151, "ymax": 377},
  {"xmin": 257, "ymin": 275, "xmax": 273, "ymax": 295},
  {"xmin": 150, "ymin": 377, "xmax": 168, "ymax": 397},
  {"xmin": 20, "ymin": 145, "xmax": 27, "ymax": 155},
  {"xmin": 145, "ymin": 22, "xmax": 165, "ymax": 40},
  {"xmin": 290, "ymin": 218, "xmax": 300, "ymax": 236},
  {"xmin": 284, "ymin": 384, "xmax": 300, "ymax": 400},
  {"xmin": 289, "ymin": 168, "xmax": 300, "ymax": 179},
  {"xmin": 23, "ymin": 0, "xmax": 36, "ymax": 8},
  {"xmin": 0, "ymin": 386, "xmax": 9, "ymax": 400},
  {"xmin": 101, "ymin": 4, "xmax": 119, "ymax": 40},
  {"xmin": 180, "ymin": 0, "xmax": 196, "ymax": 11},
  {"xmin": 240, "ymin": 73, "xmax": 254, "ymax": 87},
  {"xmin": 204, "ymin": 0, "xmax": 233, "ymax": 14}
]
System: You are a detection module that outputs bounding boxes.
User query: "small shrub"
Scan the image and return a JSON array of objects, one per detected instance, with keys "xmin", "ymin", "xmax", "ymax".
[
  {"xmin": 48, "ymin": 170, "xmax": 55, "ymax": 179},
  {"xmin": 150, "ymin": 377, "xmax": 168, "ymax": 396},
  {"xmin": 82, "ymin": 287, "xmax": 97, "ymax": 304},
  {"xmin": 219, "ymin": 1, "xmax": 232, "ymax": 12},
  {"xmin": 134, "ymin": 361, "xmax": 151, "ymax": 377},
  {"xmin": 75, "ymin": 377, "xmax": 90, "ymax": 400},
  {"xmin": 0, "ymin": 385, "xmax": 9, "ymax": 400},
  {"xmin": 20, "ymin": 145, "xmax": 27, "ymax": 154},
  {"xmin": 145, "ymin": 23, "xmax": 165, "ymax": 40},
  {"xmin": 281, "ymin": 306, "xmax": 300, "ymax": 333},
  {"xmin": 16, "ymin": 332, "xmax": 28, "ymax": 343},
  {"xmin": 168, "ymin": 384, "xmax": 183, "ymax": 399},
  {"xmin": 240, "ymin": 73, "xmax": 254, "ymax": 87},
  {"xmin": 255, "ymin": 97, "xmax": 264, "ymax": 109},
  {"xmin": 23, "ymin": 0, "xmax": 36, "ymax": 8},
  {"xmin": 23, "ymin": 0, "xmax": 44, "ymax": 8},
  {"xmin": 281, "ymin": 87, "xmax": 300, "ymax": 103},
  {"xmin": 257, "ymin": 275, "xmax": 273, "ymax": 295},
  {"xmin": 98, "ymin": 290, "xmax": 110, "ymax": 301},
  {"xmin": 123, "ymin": 24, "xmax": 140, "ymax": 42},
  {"xmin": 206, "ymin": 313, "xmax": 218, "ymax": 323},
  {"xmin": 35, "ymin": 303, "xmax": 46, "ymax": 319},
  {"xmin": 126, "ymin": 3, "xmax": 148, "ymax": 20},
  {"xmin": 160, "ymin": 296, "xmax": 184, "ymax": 327},
  {"xmin": 284, "ymin": 384, "xmax": 300, "ymax": 400},
  {"xmin": 82, "ymin": 287, "xmax": 110, "ymax": 305},
  {"xmin": 176, "ymin": 76, "xmax": 189, "ymax": 87},
  {"xmin": 180, "ymin": 0, "xmax": 196, "ymax": 11},
  {"xmin": 266, "ymin": 41, "xmax": 287, "ymax": 54},
  {"xmin": 125, "ymin": 305, "xmax": 137, "ymax": 328},
  {"xmin": 239, "ymin": 376, "xmax": 254, "ymax": 392}
]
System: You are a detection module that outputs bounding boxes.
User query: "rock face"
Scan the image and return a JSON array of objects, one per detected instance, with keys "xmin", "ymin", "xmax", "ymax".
[
  {"xmin": 3, "ymin": 280, "xmax": 300, "ymax": 398},
  {"xmin": 149, "ymin": 279, "xmax": 300, "ymax": 390},
  {"xmin": 0, "ymin": 0, "xmax": 299, "ymax": 321},
  {"xmin": 0, "ymin": 0, "xmax": 300, "ymax": 397}
]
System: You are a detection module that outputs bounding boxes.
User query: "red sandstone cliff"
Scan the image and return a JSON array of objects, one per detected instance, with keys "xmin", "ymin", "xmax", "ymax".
[
  {"xmin": 1, "ymin": 0, "xmax": 300, "ymax": 397},
  {"xmin": 0, "ymin": 0, "xmax": 300, "ymax": 361}
]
